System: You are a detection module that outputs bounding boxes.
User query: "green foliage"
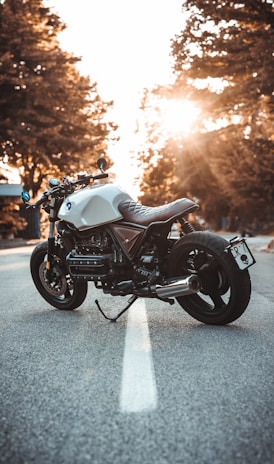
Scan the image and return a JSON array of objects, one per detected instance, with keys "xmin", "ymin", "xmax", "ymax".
[
  {"xmin": 0, "ymin": 0, "xmax": 116, "ymax": 196},
  {"xmin": 137, "ymin": 0, "xmax": 274, "ymax": 232}
]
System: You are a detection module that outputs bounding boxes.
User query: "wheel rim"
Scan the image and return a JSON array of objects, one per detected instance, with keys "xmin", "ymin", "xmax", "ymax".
[
  {"xmin": 178, "ymin": 248, "xmax": 231, "ymax": 313},
  {"xmin": 38, "ymin": 256, "xmax": 74, "ymax": 302}
]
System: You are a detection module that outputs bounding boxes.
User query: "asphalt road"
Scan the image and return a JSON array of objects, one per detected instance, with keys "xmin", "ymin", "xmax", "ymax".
[{"xmin": 0, "ymin": 238, "xmax": 273, "ymax": 464}]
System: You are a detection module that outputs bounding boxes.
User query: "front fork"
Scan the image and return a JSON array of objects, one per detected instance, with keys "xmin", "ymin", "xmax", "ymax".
[{"xmin": 46, "ymin": 199, "xmax": 57, "ymax": 280}]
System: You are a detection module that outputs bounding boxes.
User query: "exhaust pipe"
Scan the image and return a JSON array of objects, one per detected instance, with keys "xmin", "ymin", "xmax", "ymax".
[{"xmin": 154, "ymin": 275, "xmax": 201, "ymax": 298}]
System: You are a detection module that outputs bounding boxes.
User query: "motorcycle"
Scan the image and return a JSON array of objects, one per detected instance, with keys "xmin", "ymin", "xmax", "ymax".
[{"xmin": 21, "ymin": 158, "xmax": 255, "ymax": 324}]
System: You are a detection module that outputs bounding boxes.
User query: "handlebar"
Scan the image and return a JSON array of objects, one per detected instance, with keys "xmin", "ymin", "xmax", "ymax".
[
  {"xmin": 73, "ymin": 172, "xmax": 108, "ymax": 186},
  {"xmin": 23, "ymin": 170, "xmax": 109, "ymax": 209},
  {"xmin": 93, "ymin": 173, "xmax": 108, "ymax": 180},
  {"xmin": 35, "ymin": 193, "xmax": 49, "ymax": 208},
  {"xmin": 25, "ymin": 192, "xmax": 50, "ymax": 209}
]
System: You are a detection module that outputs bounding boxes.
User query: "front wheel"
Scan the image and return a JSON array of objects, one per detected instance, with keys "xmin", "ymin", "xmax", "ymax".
[
  {"xmin": 30, "ymin": 241, "xmax": 88, "ymax": 310},
  {"xmin": 168, "ymin": 232, "xmax": 251, "ymax": 325}
]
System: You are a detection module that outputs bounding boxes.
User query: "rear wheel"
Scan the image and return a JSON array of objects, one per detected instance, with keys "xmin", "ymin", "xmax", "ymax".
[
  {"xmin": 168, "ymin": 232, "xmax": 251, "ymax": 325},
  {"xmin": 30, "ymin": 241, "xmax": 88, "ymax": 310}
]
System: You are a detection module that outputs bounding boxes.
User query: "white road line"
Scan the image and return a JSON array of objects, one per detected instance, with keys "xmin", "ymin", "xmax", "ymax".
[{"xmin": 120, "ymin": 299, "xmax": 157, "ymax": 413}]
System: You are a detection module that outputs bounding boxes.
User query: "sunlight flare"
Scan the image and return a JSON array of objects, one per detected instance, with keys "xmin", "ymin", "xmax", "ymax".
[{"xmin": 160, "ymin": 99, "xmax": 201, "ymax": 136}]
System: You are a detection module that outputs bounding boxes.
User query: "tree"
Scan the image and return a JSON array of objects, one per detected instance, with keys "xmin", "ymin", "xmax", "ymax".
[
  {"xmin": 0, "ymin": 0, "xmax": 116, "ymax": 196},
  {"xmin": 171, "ymin": 0, "xmax": 274, "ymax": 230},
  {"xmin": 138, "ymin": 140, "xmax": 181, "ymax": 206},
  {"xmin": 137, "ymin": 0, "xmax": 274, "ymax": 231}
]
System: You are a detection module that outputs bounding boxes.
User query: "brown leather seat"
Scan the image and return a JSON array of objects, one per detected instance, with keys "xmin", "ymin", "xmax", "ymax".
[{"xmin": 118, "ymin": 198, "xmax": 198, "ymax": 226}]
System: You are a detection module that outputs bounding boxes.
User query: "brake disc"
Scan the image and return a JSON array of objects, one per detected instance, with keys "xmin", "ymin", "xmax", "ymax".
[{"xmin": 39, "ymin": 261, "xmax": 67, "ymax": 296}]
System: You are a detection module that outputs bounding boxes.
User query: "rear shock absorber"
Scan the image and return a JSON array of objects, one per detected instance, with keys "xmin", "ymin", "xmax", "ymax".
[{"xmin": 179, "ymin": 218, "xmax": 195, "ymax": 235}]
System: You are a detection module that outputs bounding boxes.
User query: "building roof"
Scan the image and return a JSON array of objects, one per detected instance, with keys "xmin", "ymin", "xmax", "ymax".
[{"xmin": 0, "ymin": 183, "xmax": 22, "ymax": 197}]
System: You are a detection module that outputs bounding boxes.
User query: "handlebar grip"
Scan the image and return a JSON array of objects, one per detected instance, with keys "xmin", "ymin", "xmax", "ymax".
[
  {"xmin": 30, "ymin": 193, "xmax": 48, "ymax": 208},
  {"xmin": 93, "ymin": 173, "xmax": 108, "ymax": 180}
]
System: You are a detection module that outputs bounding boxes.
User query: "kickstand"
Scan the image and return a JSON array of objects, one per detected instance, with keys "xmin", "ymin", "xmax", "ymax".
[{"xmin": 95, "ymin": 295, "xmax": 138, "ymax": 322}]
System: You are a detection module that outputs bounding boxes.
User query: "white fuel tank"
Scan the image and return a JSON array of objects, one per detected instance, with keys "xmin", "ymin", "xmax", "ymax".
[{"xmin": 58, "ymin": 184, "xmax": 132, "ymax": 230}]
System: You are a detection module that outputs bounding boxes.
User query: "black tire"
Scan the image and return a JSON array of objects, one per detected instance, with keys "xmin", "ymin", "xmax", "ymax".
[
  {"xmin": 168, "ymin": 232, "xmax": 251, "ymax": 325},
  {"xmin": 30, "ymin": 241, "xmax": 88, "ymax": 310}
]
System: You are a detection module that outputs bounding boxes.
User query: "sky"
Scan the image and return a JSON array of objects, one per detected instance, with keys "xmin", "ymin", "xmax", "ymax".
[{"xmin": 45, "ymin": 0, "xmax": 185, "ymax": 197}]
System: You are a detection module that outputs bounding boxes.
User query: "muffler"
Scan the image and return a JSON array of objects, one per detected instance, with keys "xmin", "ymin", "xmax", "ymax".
[{"xmin": 154, "ymin": 275, "xmax": 201, "ymax": 298}]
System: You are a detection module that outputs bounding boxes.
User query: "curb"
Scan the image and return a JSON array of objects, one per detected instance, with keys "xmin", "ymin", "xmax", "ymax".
[
  {"xmin": 265, "ymin": 238, "xmax": 274, "ymax": 253},
  {"xmin": 0, "ymin": 239, "xmax": 40, "ymax": 249}
]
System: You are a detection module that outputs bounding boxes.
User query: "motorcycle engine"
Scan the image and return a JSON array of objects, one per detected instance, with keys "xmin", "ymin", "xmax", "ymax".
[
  {"xmin": 60, "ymin": 226, "xmax": 130, "ymax": 282},
  {"xmin": 58, "ymin": 222, "xmax": 163, "ymax": 294}
]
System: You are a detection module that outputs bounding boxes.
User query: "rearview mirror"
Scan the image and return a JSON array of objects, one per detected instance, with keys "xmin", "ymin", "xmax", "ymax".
[
  {"xmin": 97, "ymin": 158, "xmax": 107, "ymax": 172},
  {"xmin": 21, "ymin": 191, "xmax": 31, "ymax": 203}
]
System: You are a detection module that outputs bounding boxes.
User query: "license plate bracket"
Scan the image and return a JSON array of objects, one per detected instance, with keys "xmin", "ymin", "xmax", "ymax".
[{"xmin": 227, "ymin": 238, "xmax": 256, "ymax": 270}]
